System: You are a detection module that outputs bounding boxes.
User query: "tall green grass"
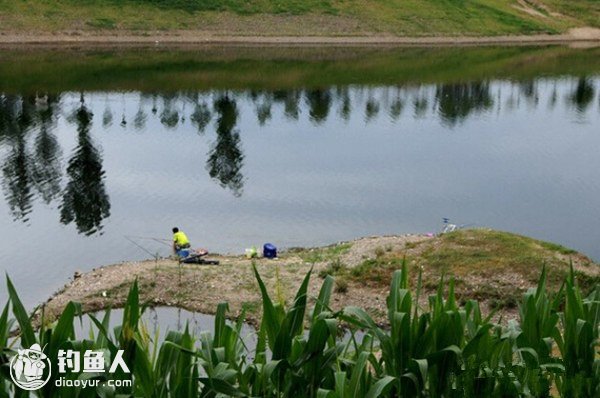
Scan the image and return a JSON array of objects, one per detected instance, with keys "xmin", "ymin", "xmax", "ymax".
[{"xmin": 1, "ymin": 262, "xmax": 598, "ymax": 396}]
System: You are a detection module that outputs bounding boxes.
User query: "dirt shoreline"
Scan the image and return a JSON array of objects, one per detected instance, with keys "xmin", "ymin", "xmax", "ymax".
[
  {"xmin": 36, "ymin": 234, "xmax": 432, "ymax": 329},
  {"xmin": 34, "ymin": 231, "xmax": 598, "ymax": 330},
  {"xmin": 2, "ymin": 27, "xmax": 600, "ymax": 47}
]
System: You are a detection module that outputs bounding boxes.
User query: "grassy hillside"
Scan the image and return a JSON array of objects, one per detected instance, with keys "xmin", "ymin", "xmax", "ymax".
[{"xmin": 0, "ymin": 0, "xmax": 598, "ymax": 36}]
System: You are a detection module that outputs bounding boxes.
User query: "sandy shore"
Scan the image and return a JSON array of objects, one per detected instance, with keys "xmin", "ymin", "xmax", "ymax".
[{"xmin": 1, "ymin": 27, "xmax": 600, "ymax": 47}]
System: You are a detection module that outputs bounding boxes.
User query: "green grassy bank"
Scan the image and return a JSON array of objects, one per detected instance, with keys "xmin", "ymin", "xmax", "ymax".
[
  {"xmin": 311, "ymin": 230, "xmax": 599, "ymax": 310},
  {"xmin": 0, "ymin": 0, "xmax": 598, "ymax": 36}
]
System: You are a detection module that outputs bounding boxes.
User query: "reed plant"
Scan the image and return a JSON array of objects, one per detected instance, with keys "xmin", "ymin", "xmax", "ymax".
[{"xmin": 0, "ymin": 261, "xmax": 598, "ymax": 397}]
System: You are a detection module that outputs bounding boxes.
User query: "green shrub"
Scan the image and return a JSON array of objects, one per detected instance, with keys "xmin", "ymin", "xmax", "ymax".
[
  {"xmin": 335, "ymin": 277, "xmax": 349, "ymax": 293},
  {"xmin": 318, "ymin": 257, "xmax": 345, "ymax": 278}
]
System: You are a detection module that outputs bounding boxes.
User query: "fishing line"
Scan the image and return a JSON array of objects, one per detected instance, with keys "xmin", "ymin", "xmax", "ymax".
[
  {"xmin": 125, "ymin": 235, "xmax": 172, "ymax": 247},
  {"xmin": 124, "ymin": 235, "xmax": 162, "ymax": 257}
]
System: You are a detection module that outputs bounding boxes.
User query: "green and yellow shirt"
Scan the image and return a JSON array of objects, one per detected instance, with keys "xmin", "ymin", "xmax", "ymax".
[{"xmin": 173, "ymin": 231, "xmax": 190, "ymax": 246}]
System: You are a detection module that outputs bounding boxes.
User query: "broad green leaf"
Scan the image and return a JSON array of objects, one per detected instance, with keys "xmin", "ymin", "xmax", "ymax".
[
  {"xmin": 6, "ymin": 274, "xmax": 36, "ymax": 347},
  {"xmin": 365, "ymin": 376, "xmax": 395, "ymax": 398}
]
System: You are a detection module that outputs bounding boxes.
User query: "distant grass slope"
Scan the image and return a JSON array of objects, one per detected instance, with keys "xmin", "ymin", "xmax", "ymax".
[{"xmin": 0, "ymin": 0, "xmax": 597, "ymax": 36}]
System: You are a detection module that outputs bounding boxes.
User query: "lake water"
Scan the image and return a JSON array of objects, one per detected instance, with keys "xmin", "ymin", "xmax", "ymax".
[
  {"xmin": 75, "ymin": 307, "xmax": 256, "ymax": 348},
  {"xmin": 0, "ymin": 46, "xmax": 599, "ymax": 308}
]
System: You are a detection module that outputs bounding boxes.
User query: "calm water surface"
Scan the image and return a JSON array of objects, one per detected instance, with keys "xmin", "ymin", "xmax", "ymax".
[
  {"xmin": 76, "ymin": 307, "xmax": 256, "ymax": 347},
  {"xmin": 0, "ymin": 47, "xmax": 599, "ymax": 307}
]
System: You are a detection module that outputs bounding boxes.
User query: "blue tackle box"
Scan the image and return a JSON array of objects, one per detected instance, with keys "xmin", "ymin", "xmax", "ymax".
[{"xmin": 263, "ymin": 243, "xmax": 277, "ymax": 259}]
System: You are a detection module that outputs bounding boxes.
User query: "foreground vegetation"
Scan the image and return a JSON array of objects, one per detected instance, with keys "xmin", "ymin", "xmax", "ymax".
[
  {"xmin": 1, "ymin": 260, "xmax": 598, "ymax": 396},
  {"xmin": 0, "ymin": 0, "xmax": 598, "ymax": 36}
]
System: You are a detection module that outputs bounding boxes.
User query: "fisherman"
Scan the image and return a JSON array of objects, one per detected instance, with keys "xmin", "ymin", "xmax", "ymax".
[
  {"xmin": 172, "ymin": 227, "xmax": 191, "ymax": 253},
  {"xmin": 12, "ymin": 343, "xmax": 47, "ymax": 385}
]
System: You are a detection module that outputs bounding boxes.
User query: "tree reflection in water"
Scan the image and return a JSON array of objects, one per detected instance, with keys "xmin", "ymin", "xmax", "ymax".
[
  {"xmin": 274, "ymin": 90, "xmax": 301, "ymax": 121},
  {"xmin": 568, "ymin": 77, "xmax": 595, "ymax": 114},
  {"xmin": 206, "ymin": 95, "xmax": 244, "ymax": 197},
  {"xmin": 389, "ymin": 97, "xmax": 404, "ymax": 121},
  {"xmin": 190, "ymin": 102, "xmax": 211, "ymax": 134},
  {"xmin": 436, "ymin": 83, "xmax": 493, "ymax": 126},
  {"xmin": 519, "ymin": 80, "xmax": 539, "ymax": 106},
  {"xmin": 365, "ymin": 97, "xmax": 380, "ymax": 122},
  {"xmin": 306, "ymin": 89, "xmax": 332, "ymax": 124},
  {"xmin": 60, "ymin": 95, "xmax": 110, "ymax": 235},
  {"xmin": 336, "ymin": 87, "xmax": 352, "ymax": 121},
  {"xmin": 2, "ymin": 134, "xmax": 33, "ymax": 222},
  {"xmin": 1, "ymin": 95, "xmax": 36, "ymax": 221},
  {"xmin": 0, "ymin": 78, "xmax": 597, "ymax": 233},
  {"xmin": 413, "ymin": 96, "xmax": 429, "ymax": 118},
  {"xmin": 160, "ymin": 94, "xmax": 180, "ymax": 129},
  {"xmin": 31, "ymin": 94, "xmax": 62, "ymax": 204}
]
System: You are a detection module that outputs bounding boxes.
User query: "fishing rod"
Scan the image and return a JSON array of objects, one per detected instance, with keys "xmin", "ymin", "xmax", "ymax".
[
  {"xmin": 124, "ymin": 235, "xmax": 163, "ymax": 258},
  {"xmin": 124, "ymin": 235, "xmax": 172, "ymax": 247},
  {"xmin": 127, "ymin": 235, "xmax": 170, "ymax": 242}
]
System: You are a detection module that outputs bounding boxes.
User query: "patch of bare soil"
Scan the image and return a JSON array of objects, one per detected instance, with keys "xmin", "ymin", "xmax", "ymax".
[
  {"xmin": 339, "ymin": 234, "xmax": 432, "ymax": 267},
  {"xmin": 568, "ymin": 27, "xmax": 600, "ymax": 40},
  {"xmin": 514, "ymin": 0, "xmax": 548, "ymax": 19},
  {"xmin": 513, "ymin": 0, "xmax": 565, "ymax": 19}
]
